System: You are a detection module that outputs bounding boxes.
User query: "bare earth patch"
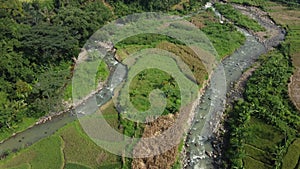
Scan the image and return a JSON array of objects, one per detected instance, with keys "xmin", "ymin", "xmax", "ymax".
[
  {"xmin": 289, "ymin": 68, "xmax": 300, "ymax": 110},
  {"xmin": 132, "ymin": 114, "xmax": 179, "ymax": 169}
]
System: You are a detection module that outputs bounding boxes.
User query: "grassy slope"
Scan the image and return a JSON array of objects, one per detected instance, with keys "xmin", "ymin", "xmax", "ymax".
[
  {"xmin": 243, "ymin": 118, "xmax": 284, "ymax": 167},
  {"xmin": 282, "ymin": 138, "xmax": 300, "ymax": 169},
  {"xmin": 228, "ymin": 0, "xmax": 268, "ymax": 7},
  {"xmin": 0, "ymin": 135, "xmax": 63, "ymax": 169},
  {"xmin": 0, "ymin": 110, "xmax": 122, "ymax": 169},
  {"xmin": 246, "ymin": 118, "xmax": 284, "ymax": 151},
  {"xmin": 243, "ymin": 156, "xmax": 272, "ymax": 169},
  {"xmin": 156, "ymin": 41, "xmax": 208, "ymax": 84},
  {"xmin": 215, "ymin": 3, "xmax": 265, "ymax": 32},
  {"xmin": 116, "ymin": 10, "xmax": 246, "ymax": 61},
  {"xmin": 192, "ymin": 10, "xmax": 246, "ymax": 59}
]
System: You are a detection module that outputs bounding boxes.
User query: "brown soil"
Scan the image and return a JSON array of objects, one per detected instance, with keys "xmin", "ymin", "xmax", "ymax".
[
  {"xmin": 156, "ymin": 41, "xmax": 210, "ymax": 85},
  {"xmin": 289, "ymin": 68, "xmax": 300, "ymax": 110},
  {"xmin": 132, "ymin": 114, "xmax": 179, "ymax": 169},
  {"xmin": 190, "ymin": 12, "xmax": 219, "ymax": 29},
  {"xmin": 267, "ymin": 3, "xmax": 300, "ymax": 26}
]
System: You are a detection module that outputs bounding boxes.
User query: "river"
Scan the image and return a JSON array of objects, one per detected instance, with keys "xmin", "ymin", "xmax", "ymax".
[
  {"xmin": 0, "ymin": 2, "xmax": 285, "ymax": 169},
  {"xmin": 0, "ymin": 49, "xmax": 127, "ymax": 155},
  {"xmin": 183, "ymin": 3, "xmax": 285, "ymax": 169}
]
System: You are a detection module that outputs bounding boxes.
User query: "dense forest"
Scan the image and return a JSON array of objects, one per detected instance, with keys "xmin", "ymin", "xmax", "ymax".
[
  {"xmin": 0, "ymin": 0, "xmax": 114, "ymax": 134},
  {"xmin": 0, "ymin": 0, "xmax": 211, "ymax": 140}
]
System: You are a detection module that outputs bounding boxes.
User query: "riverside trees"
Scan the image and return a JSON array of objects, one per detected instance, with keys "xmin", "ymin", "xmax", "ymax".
[
  {"xmin": 0, "ymin": 0, "xmax": 112, "ymax": 134},
  {"xmin": 223, "ymin": 50, "xmax": 300, "ymax": 168}
]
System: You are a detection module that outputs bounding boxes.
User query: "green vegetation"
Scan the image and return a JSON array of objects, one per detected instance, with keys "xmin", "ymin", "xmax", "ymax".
[
  {"xmin": 64, "ymin": 163, "xmax": 91, "ymax": 169},
  {"xmin": 189, "ymin": 10, "xmax": 246, "ymax": 58},
  {"xmin": 203, "ymin": 22, "xmax": 245, "ymax": 59},
  {"xmin": 287, "ymin": 25, "xmax": 300, "ymax": 66},
  {"xmin": 223, "ymin": 50, "xmax": 300, "ymax": 168},
  {"xmin": 105, "ymin": 0, "xmax": 209, "ymax": 17},
  {"xmin": 116, "ymin": 34, "xmax": 184, "ymax": 49},
  {"xmin": 63, "ymin": 82, "xmax": 73, "ymax": 101},
  {"xmin": 0, "ymin": 135, "xmax": 63, "ymax": 169},
  {"xmin": 171, "ymin": 139, "xmax": 184, "ymax": 169},
  {"xmin": 129, "ymin": 68, "xmax": 181, "ymax": 115},
  {"xmin": 270, "ymin": 0, "xmax": 300, "ymax": 7},
  {"xmin": 223, "ymin": 2, "xmax": 300, "ymax": 168},
  {"xmin": 157, "ymin": 41, "xmax": 209, "ymax": 84},
  {"xmin": 282, "ymin": 139, "xmax": 300, "ymax": 169},
  {"xmin": 243, "ymin": 156, "xmax": 272, "ymax": 169},
  {"xmin": 115, "ymin": 34, "xmax": 184, "ymax": 61},
  {"xmin": 243, "ymin": 118, "xmax": 286, "ymax": 167},
  {"xmin": 228, "ymin": 0, "xmax": 268, "ymax": 7},
  {"xmin": 100, "ymin": 101, "xmax": 122, "ymax": 133},
  {"xmin": 246, "ymin": 118, "xmax": 284, "ymax": 152},
  {"xmin": 60, "ymin": 122, "xmax": 120, "ymax": 167},
  {"xmin": 95, "ymin": 61, "xmax": 109, "ymax": 85},
  {"xmin": 0, "ymin": 118, "xmax": 36, "ymax": 141},
  {"xmin": 229, "ymin": 0, "xmax": 299, "ymax": 8},
  {"xmin": 215, "ymin": 3, "xmax": 265, "ymax": 32},
  {"xmin": 0, "ymin": 119, "xmax": 122, "ymax": 169},
  {"xmin": 0, "ymin": 0, "xmax": 112, "ymax": 141}
]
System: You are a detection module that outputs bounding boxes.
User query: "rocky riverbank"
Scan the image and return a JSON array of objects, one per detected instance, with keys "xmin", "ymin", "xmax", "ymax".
[
  {"xmin": 211, "ymin": 63, "xmax": 260, "ymax": 166},
  {"xmin": 211, "ymin": 2, "xmax": 286, "ymax": 168},
  {"xmin": 35, "ymin": 44, "xmax": 116, "ymax": 125},
  {"xmin": 181, "ymin": 1, "xmax": 286, "ymax": 168},
  {"xmin": 0, "ymin": 42, "xmax": 118, "ymax": 148},
  {"xmin": 231, "ymin": 4, "xmax": 286, "ymax": 49}
]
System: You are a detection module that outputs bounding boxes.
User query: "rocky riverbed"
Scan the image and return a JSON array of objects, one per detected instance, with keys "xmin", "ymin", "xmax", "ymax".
[
  {"xmin": 183, "ymin": 2, "xmax": 285, "ymax": 169},
  {"xmin": 231, "ymin": 4, "xmax": 286, "ymax": 49}
]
